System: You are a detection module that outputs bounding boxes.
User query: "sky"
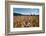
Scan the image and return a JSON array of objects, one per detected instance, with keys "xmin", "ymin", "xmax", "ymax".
[{"xmin": 13, "ymin": 8, "xmax": 39, "ymax": 15}]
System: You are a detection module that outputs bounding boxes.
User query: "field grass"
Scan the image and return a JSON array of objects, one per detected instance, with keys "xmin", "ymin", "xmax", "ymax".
[{"xmin": 13, "ymin": 15, "xmax": 39, "ymax": 28}]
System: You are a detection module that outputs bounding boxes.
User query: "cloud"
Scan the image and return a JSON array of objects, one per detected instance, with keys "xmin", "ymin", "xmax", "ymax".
[{"xmin": 13, "ymin": 8, "xmax": 39, "ymax": 15}]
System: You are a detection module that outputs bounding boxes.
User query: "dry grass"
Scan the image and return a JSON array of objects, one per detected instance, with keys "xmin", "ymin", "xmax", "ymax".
[{"xmin": 13, "ymin": 15, "xmax": 39, "ymax": 28}]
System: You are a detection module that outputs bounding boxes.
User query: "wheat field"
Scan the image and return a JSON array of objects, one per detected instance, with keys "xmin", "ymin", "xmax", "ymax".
[{"xmin": 13, "ymin": 15, "xmax": 39, "ymax": 28}]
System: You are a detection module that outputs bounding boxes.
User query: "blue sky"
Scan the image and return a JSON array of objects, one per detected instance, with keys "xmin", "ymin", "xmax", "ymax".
[{"xmin": 13, "ymin": 8, "xmax": 39, "ymax": 15}]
